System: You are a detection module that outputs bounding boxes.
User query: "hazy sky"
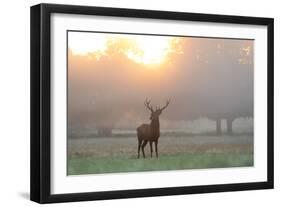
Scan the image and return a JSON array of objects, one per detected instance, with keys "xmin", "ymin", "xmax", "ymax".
[{"xmin": 67, "ymin": 31, "xmax": 253, "ymax": 129}]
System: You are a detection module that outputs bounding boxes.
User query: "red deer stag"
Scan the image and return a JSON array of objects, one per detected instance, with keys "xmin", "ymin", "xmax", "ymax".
[{"xmin": 137, "ymin": 99, "xmax": 170, "ymax": 158}]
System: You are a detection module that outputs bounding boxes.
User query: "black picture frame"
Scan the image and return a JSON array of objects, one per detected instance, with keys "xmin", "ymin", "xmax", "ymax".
[{"xmin": 30, "ymin": 3, "xmax": 274, "ymax": 204}]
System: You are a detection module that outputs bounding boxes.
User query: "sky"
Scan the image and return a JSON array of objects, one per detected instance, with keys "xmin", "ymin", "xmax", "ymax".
[{"xmin": 67, "ymin": 31, "xmax": 253, "ymax": 129}]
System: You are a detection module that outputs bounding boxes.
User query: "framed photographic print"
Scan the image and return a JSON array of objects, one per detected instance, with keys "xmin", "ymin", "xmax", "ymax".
[{"xmin": 30, "ymin": 3, "xmax": 274, "ymax": 203}]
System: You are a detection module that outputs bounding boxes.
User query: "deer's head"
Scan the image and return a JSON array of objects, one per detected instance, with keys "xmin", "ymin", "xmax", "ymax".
[{"xmin": 144, "ymin": 99, "xmax": 170, "ymax": 121}]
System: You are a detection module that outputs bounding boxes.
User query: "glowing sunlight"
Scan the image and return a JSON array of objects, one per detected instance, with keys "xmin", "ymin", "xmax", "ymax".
[{"xmin": 68, "ymin": 32, "xmax": 180, "ymax": 66}]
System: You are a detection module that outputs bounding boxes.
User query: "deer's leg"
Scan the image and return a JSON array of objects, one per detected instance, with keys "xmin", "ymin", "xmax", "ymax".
[
  {"xmin": 137, "ymin": 139, "xmax": 143, "ymax": 159},
  {"xmin": 155, "ymin": 140, "xmax": 158, "ymax": 158},
  {"xmin": 141, "ymin": 140, "xmax": 148, "ymax": 158},
  {"xmin": 149, "ymin": 141, "xmax": 153, "ymax": 158}
]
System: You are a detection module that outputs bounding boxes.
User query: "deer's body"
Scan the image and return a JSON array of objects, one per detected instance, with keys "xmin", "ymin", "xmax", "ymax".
[
  {"xmin": 137, "ymin": 99, "xmax": 170, "ymax": 158},
  {"xmin": 137, "ymin": 122, "xmax": 160, "ymax": 141}
]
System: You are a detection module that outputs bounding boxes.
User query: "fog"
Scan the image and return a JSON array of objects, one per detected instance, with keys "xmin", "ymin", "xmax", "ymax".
[{"xmin": 68, "ymin": 34, "xmax": 253, "ymax": 132}]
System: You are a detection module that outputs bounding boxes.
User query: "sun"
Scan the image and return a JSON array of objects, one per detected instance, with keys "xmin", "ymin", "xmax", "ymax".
[
  {"xmin": 125, "ymin": 36, "xmax": 175, "ymax": 65},
  {"xmin": 68, "ymin": 32, "xmax": 180, "ymax": 65}
]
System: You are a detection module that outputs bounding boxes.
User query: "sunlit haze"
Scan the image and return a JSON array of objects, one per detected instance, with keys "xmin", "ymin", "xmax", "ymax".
[
  {"xmin": 68, "ymin": 31, "xmax": 253, "ymax": 130},
  {"xmin": 68, "ymin": 32, "xmax": 181, "ymax": 65}
]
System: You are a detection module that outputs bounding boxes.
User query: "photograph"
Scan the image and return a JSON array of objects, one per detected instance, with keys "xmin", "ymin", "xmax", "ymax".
[{"xmin": 67, "ymin": 31, "xmax": 254, "ymax": 175}]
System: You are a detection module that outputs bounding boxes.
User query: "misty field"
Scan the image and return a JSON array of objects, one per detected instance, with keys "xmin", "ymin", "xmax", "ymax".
[
  {"xmin": 67, "ymin": 133, "xmax": 253, "ymax": 175},
  {"xmin": 67, "ymin": 32, "xmax": 254, "ymax": 175}
]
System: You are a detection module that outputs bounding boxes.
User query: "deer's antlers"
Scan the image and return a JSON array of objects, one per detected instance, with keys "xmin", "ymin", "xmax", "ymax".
[
  {"xmin": 159, "ymin": 99, "xmax": 171, "ymax": 112},
  {"xmin": 144, "ymin": 99, "xmax": 170, "ymax": 112},
  {"xmin": 144, "ymin": 99, "xmax": 154, "ymax": 112}
]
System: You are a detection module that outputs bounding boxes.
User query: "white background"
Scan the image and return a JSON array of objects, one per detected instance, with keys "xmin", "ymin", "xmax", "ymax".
[{"xmin": 0, "ymin": 0, "xmax": 279, "ymax": 206}]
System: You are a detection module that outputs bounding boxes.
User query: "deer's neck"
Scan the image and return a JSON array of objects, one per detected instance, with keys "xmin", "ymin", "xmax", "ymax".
[{"xmin": 150, "ymin": 118, "xmax": 160, "ymax": 133}]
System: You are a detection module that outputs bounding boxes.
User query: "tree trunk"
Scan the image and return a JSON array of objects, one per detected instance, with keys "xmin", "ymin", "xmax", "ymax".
[
  {"xmin": 216, "ymin": 119, "xmax": 222, "ymax": 135},
  {"xmin": 226, "ymin": 118, "xmax": 234, "ymax": 135}
]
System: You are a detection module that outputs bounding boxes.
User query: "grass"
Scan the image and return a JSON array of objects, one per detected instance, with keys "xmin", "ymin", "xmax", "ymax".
[{"xmin": 68, "ymin": 152, "xmax": 253, "ymax": 175}]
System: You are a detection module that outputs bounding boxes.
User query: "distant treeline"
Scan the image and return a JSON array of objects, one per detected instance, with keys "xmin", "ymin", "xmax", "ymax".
[{"xmin": 68, "ymin": 131, "xmax": 253, "ymax": 139}]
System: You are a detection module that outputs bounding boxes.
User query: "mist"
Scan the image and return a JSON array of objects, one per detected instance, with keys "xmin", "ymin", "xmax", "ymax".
[{"xmin": 67, "ymin": 34, "xmax": 253, "ymax": 134}]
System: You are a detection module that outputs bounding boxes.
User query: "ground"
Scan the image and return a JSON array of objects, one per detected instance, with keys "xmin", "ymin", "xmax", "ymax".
[{"xmin": 67, "ymin": 133, "xmax": 253, "ymax": 175}]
